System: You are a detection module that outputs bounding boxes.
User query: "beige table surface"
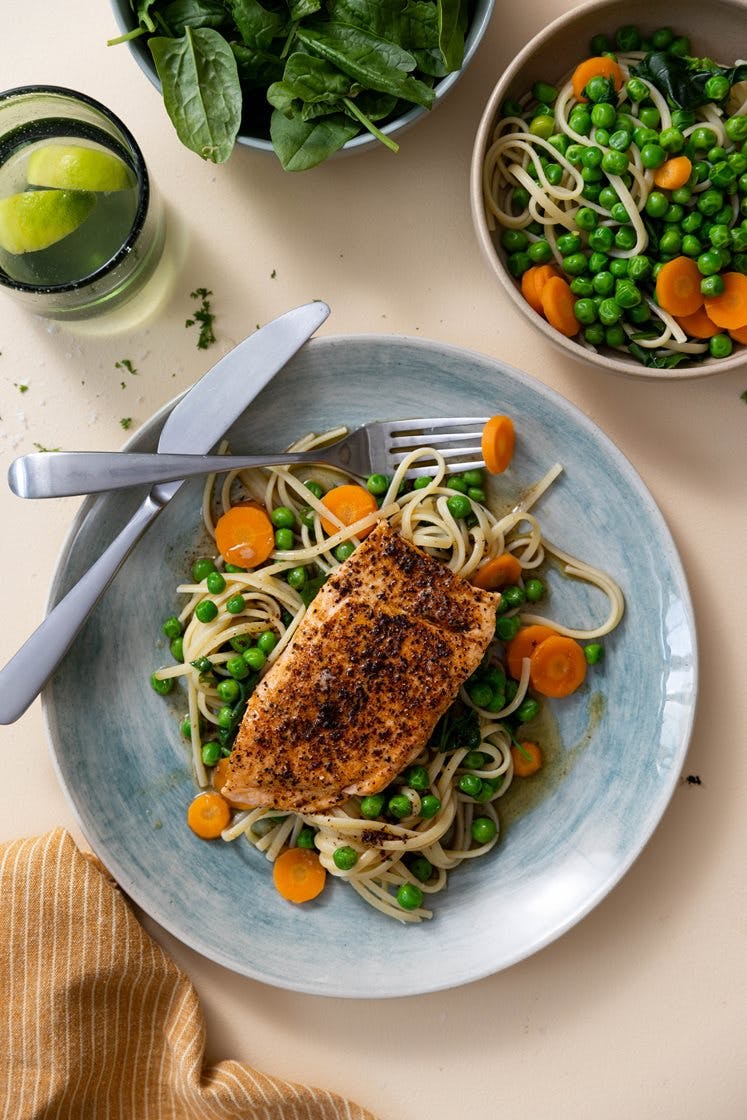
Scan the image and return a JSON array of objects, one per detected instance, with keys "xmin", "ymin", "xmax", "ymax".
[{"xmin": 1, "ymin": 2, "xmax": 746, "ymax": 1117}]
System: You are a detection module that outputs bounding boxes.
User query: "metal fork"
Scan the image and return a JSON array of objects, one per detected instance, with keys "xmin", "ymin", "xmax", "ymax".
[{"xmin": 8, "ymin": 417, "xmax": 490, "ymax": 499}]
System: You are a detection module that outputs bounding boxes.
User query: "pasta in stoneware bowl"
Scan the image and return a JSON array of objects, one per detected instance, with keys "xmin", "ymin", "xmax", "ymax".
[
  {"xmin": 41, "ymin": 335, "xmax": 696, "ymax": 996},
  {"xmin": 470, "ymin": 0, "xmax": 747, "ymax": 379}
]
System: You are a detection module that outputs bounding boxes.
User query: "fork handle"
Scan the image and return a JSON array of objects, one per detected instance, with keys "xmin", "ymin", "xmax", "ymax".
[{"xmin": 8, "ymin": 449, "xmax": 327, "ymax": 499}]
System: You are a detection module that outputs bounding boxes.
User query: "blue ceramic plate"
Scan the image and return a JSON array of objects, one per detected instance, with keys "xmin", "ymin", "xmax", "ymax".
[{"xmin": 43, "ymin": 336, "xmax": 697, "ymax": 997}]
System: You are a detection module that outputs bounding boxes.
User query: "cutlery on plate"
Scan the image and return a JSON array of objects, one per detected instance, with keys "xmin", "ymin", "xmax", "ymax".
[
  {"xmin": 0, "ymin": 300, "xmax": 330, "ymax": 725},
  {"xmin": 8, "ymin": 417, "xmax": 490, "ymax": 498}
]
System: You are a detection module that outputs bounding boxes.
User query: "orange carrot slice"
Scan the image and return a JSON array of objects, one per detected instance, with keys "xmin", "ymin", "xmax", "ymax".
[
  {"xmin": 655, "ymin": 256, "xmax": 704, "ymax": 318},
  {"xmin": 506, "ymin": 624, "xmax": 557, "ymax": 680},
  {"xmin": 481, "ymin": 415, "xmax": 515, "ymax": 474},
  {"xmin": 214, "ymin": 504, "xmax": 274, "ymax": 569},
  {"xmin": 541, "ymin": 275, "xmax": 580, "ymax": 337},
  {"xmin": 529, "ymin": 634, "xmax": 587, "ymax": 697},
  {"xmin": 728, "ymin": 322, "xmax": 747, "ymax": 344},
  {"xmin": 511, "ymin": 741, "xmax": 543, "ymax": 777},
  {"xmin": 653, "ymin": 156, "xmax": 692, "ymax": 190},
  {"xmin": 703, "ymin": 272, "xmax": 747, "ymax": 329},
  {"xmin": 521, "ymin": 263, "xmax": 559, "ymax": 313},
  {"xmin": 320, "ymin": 483, "xmax": 378, "ymax": 538},
  {"xmin": 187, "ymin": 790, "xmax": 231, "ymax": 839},
  {"xmin": 675, "ymin": 307, "xmax": 720, "ymax": 339},
  {"xmin": 571, "ymin": 56, "xmax": 624, "ymax": 102},
  {"xmin": 472, "ymin": 552, "xmax": 522, "ymax": 590},
  {"xmin": 273, "ymin": 847, "xmax": 327, "ymax": 904}
]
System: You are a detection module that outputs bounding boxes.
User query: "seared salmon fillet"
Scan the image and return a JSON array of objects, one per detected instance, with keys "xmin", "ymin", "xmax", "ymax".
[{"xmin": 221, "ymin": 520, "xmax": 499, "ymax": 814}]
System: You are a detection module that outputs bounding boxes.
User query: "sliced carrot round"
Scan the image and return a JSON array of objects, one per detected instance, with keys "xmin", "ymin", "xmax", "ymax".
[
  {"xmin": 541, "ymin": 275, "xmax": 580, "ymax": 337},
  {"xmin": 571, "ymin": 56, "xmax": 624, "ymax": 102},
  {"xmin": 511, "ymin": 741, "xmax": 543, "ymax": 777},
  {"xmin": 320, "ymin": 483, "xmax": 378, "ymax": 538},
  {"xmin": 214, "ymin": 504, "xmax": 274, "ymax": 569},
  {"xmin": 703, "ymin": 272, "xmax": 747, "ymax": 330},
  {"xmin": 481, "ymin": 415, "xmax": 515, "ymax": 474},
  {"xmin": 655, "ymin": 256, "xmax": 704, "ymax": 318},
  {"xmin": 273, "ymin": 847, "xmax": 327, "ymax": 904},
  {"xmin": 728, "ymin": 321, "xmax": 747, "ymax": 344},
  {"xmin": 529, "ymin": 634, "xmax": 587, "ymax": 698},
  {"xmin": 521, "ymin": 263, "xmax": 559, "ymax": 313},
  {"xmin": 653, "ymin": 155, "xmax": 692, "ymax": 191},
  {"xmin": 675, "ymin": 306, "xmax": 720, "ymax": 339},
  {"xmin": 505, "ymin": 624, "xmax": 557, "ymax": 680},
  {"xmin": 187, "ymin": 790, "xmax": 231, "ymax": 840},
  {"xmin": 472, "ymin": 552, "xmax": 522, "ymax": 590}
]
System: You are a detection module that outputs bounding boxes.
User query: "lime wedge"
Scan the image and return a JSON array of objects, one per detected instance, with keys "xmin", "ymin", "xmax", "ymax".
[
  {"xmin": 26, "ymin": 144, "xmax": 133, "ymax": 192},
  {"xmin": 0, "ymin": 190, "xmax": 95, "ymax": 254}
]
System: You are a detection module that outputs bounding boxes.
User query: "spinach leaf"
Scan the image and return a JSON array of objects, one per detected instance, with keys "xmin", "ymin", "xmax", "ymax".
[
  {"xmin": 437, "ymin": 0, "xmax": 467, "ymax": 73},
  {"xmin": 268, "ymin": 51, "xmax": 358, "ymax": 115},
  {"xmin": 149, "ymin": 28, "xmax": 242, "ymax": 162},
  {"xmin": 133, "ymin": 0, "xmax": 159, "ymax": 33},
  {"xmin": 635, "ymin": 51, "xmax": 747, "ymax": 109},
  {"xmin": 627, "ymin": 342, "xmax": 692, "ymax": 369},
  {"xmin": 289, "ymin": 0, "xmax": 322, "ymax": 18},
  {"xmin": 227, "ymin": 0, "xmax": 286, "ymax": 51},
  {"xmin": 270, "ymin": 105, "xmax": 359, "ymax": 169},
  {"xmin": 159, "ymin": 0, "xmax": 229, "ymax": 34},
  {"xmin": 296, "ymin": 23, "xmax": 435, "ymax": 108},
  {"xmin": 232, "ymin": 42, "xmax": 285, "ymax": 88},
  {"xmin": 326, "ymin": 0, "xmax": 441, "ymax": 54}
]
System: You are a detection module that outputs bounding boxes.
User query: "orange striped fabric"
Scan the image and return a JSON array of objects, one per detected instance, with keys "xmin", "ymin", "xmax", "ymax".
[{"xmin": 0, "ymin": 830, "xmax": 379, "ymax": 1120}]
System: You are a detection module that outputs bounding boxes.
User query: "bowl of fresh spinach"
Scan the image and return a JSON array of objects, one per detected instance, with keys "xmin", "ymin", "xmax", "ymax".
[{"xmin": 108, "ymin": 0, "xmax": 495, "ymax": 171}]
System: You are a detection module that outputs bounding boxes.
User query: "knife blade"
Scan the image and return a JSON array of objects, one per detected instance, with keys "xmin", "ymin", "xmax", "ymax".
[{"xmin": 0, "ymin": 300, "xmax": 330, "ymax": 724}]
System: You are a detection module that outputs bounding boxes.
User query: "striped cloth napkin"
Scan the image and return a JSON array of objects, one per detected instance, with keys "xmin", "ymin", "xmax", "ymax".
[{"xmin": 0, "ymin": 829, "xmax": 378, "ymax": 1120}]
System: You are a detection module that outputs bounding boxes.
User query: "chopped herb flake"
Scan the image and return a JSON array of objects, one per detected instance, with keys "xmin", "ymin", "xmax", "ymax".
[
  {"xmin": 741, "ymin": 390, "xmax": 747, "ymax": 404},
  {"xmin": 15, "ymin": 383, "xmax": 28, "ymax": 393},
  {"xmin": 270, "ymin": 269, "xmax": 277, "ymax": 279},
  {"xmin": 186, "ymin": 287, "xmax": 216, "ymax": 349},
  {"xmin": 120, "ymin": 417, "xmax": 133, "ymax": 430},
  {"xmin": 115, "ymin": 358, "xmax": 138, "ymax": 375},
  {"xmin": 33, "ymin": 443, "xmax": 61, "ymax": 452}
]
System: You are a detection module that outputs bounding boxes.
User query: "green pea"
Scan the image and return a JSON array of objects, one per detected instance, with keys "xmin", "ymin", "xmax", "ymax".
[
  {"xmin": 634, "ymin": 126, "xmax": 659, "ymax": 149},
  {"xmin": 598, "ymin": 298, "xmax": 622, "ymax": 326},
  {"xmin": 658, "ymin": 126, "xmax": 684, "ymax": 153},
  {"xmin": 574, "ymin": 298, "xmax": 598, "ymax": 325},
  {"xmin": 216, "ymin": 706, "xmax": 234, "ymax": 730},
  {"xmin": 709, "ymin": 334, "xmax": 733, "ymax": 358},
  {"xmin": 562, "ymin": 252, "xmax": 588, "ymax": 276},
  {"xmin": 691, "ymin": 160, "xmax": 710, "ymax": 185},
  {"xmin": 150, "ymin": 672, "xmax": 174, "ymax": 696},
  {"xmin": 605, "ymin": 324, "xmax": 625, "ymax": 347},
  {"xmin": 682, "ymin": 234, "xmax": 702, "ymax": 258},
  {"xmin": 507, "ymin": 250, "xmax": 532, "ymax": 277},
  {"xmin": 457, "ymin": 773, "xmax": 483, "ymax": 798},
  {"xmin": 446, "ymin": 494, "xmax": 472, "ymax": 519},
  {"xmin": 360, "ymin": 793, "xmax": 385, "ymax": 819},
  {"xmin": 168, "ymin": 636, "xmax": 183, "ymax": 662},
  {"xmin": 581, "ymin": 165, "xmax": 603, "ymax": 184},
  {"xmin": 226, "ymin": 655, "xmax": 249, "ymax": 680},
  {"xmin": 601, "ymin": 150, "xmax": 628, "ymax": 176},
  {"xmin": 668, "ymin": 36, "xmax": 690, "ymax": 57},
  {"xmin": 638, "ymin": 105, "xmax": 660, "ymax": 129},
  {"xmin": 659, "ymin": 228, "xmax": 682, "ymax": 256},
  {"xmin": 500, "ymin": 229, "xmax": 528, "ymax": 254},
  {"xmin": 609, "ymin": 202, "xmax": 630, "ymax": 224},
  {"xmin": 274, "ymin": 528, "xmax": 294, "ymax": 551},
  {"xmin": 615, "ymin": 280, "xmax": 641, "ymax": 309},
  {"xmin": 547, "ymin": 133, "xmax": 569, "ymax": 155},
  {"xmin": 570, "ymin": 276, "xmax": 594, "ymax": 297},
  {"xmin": 691, "ymin": 126, "xmax": 717, "ymax": 151},
  {"xmin": 589, "ymin": 226, "xmax": 614, "ymax": 252},
  {"xmin": 191, "ymin": 557, "xmax": 216, "ymax": 582},
  {"xmin": 396, "ymin": 882, "xmax": 424, "ymax": 911},
  {"xmin": 195, "ymin": 599, "xmax": 218, "ymax": 624},
  {"xmin": 697, "ymin": 249, "xmax": 723, "ymax": 276},
  {"xmin": 529, "ymin": 115, "xmax": 555, "ymax": 139},
  {"xmin": 710, "ymin": 161, "xmax": 737, "ymax": 190},
  {"xmin": 408, "ymin": 856, "xmax": 433, "ymax": 883},
  {"xmin": 202, "ymin": 571, "xmax": 224, "ymax": 597},
  {"xmin": 591, "ymin": 102, "xmax": 616, "ymax": 129},
  {"xmin": 516, "ymin": 697, "xmax": 540, "ymax": 722},
  {"xmin": 640, "ymin": 142, "xmax": 666, "ymax": 170},
  {"xmin": 569, "ymin": 109, "xmax": 592, "ymax": 136},
  {"xmin": 420, "ymin": 794, "xmax": 441, "ymax": 819},
  {"xmin": 217, "ymin": 677, "xmax": 241, "ymax": 703},
  {"xmin": 462, "ymin": 468, "xmax": 485, "ymax": 487},
  {"xmin": 296, "ymin": 826, "xmax": 316, "ymax": 849},
  {"xmin": 584, "ymin": 643, "xmax": 604, "ymax": 665},
  {"xmin": 286, "ymin": 566, "xmax": 307, "ymax": 590},
  {"xmin": 583, "ymin": 323, "xmax": 605, "ymax": 346},
  {"xmin": 728, "ymin": 152, "xmax": 747, "ymax": 176},
  {"xmin": 400, "ymin": 765, "xmax": 428, "ymax": 792},
  {"xmin": 201, "ymin": 741, "xmax": 221, "ymax": 767},
  {"xmin": 700, "ymin": 274, "xmax": 724, "ymax": 299},
  {"xmin": 627, "ymin": 255, "xmax": 651, "ymax": 282},
  {"xmin": 606, "ymin": 130, "xmax": 630, "ymax": 155},
  {"xmin": 593, "ymin": 127, "xmax": 610, "ymax": 147},
  {"xmin": 725, "ymin": 116, "xmax": 747, "ymax": 144},
  {"xmin": 702, "ymin": 74, "xmax": 730, "ymax": 101},
  {"xmin": 495, "ymin": 615, "xmax": 522, "ymax": 641},
  {"xmin": 330, "ymin": 541, "xmax": 353, "ymax": 564},
  {"xmin": 224, "ymin": 563, "xmax": 246, "ymax": 574},
  {"xmin": 585, "ymin": 75, "xmax": 615, "ymax": 104},
  {"xmin": 575, "ymin": 206, "xmax": 598, "ymax": 231},
  {"xmin": 333, "ymin": 846, "xmax": 359, "ymax": 871},
  {"xmin": 254, "ymin": 630, "xmax": 276, "ymax": 656},
  {"xmin": 589, "ymin": 33, "xmax": 611, "ymax": 53},
  {"xmin": 388, "ymin": 793, "xmax": 413, "ymax": 819},
  {"xmin": 593, "ymin": 270, "xmax": 615, "ymax": 296},
  {"xmin": 528, "ymin": 239, "xmax": 553, "ymax": 264},
  {"xmin": 162, "ymin": 615, "xmax": 182, "ymax": 640},
  {"xmin": 241, "ymin": 647, "xmax": 265, "ymax": 672},
  {"xmin": 225, "ymin": 594, "xmax": 245, "ymax": 615},
  {"xmin": 587, "ymin": 252, "xmax": 609, "ymax": 276},
  {"xmin": 556, "ymin": 231, "xmax": 583, "ymax": 254},
  {"xmin": 469, "ymin": 682, "xmax": 493, "ymax": 708},
  {"xmin": 532, "ymin": 80, "xmax": 558, "ymax": 104},
  {"xmin": 501, "ymin": 97, "xmax": 524, "ymax": 116},
  {"xmin": 682, "ymin": 211, "xmax": 703, "ymax": 234},
  {"xmin": 627, "ymin": 302, "xmax": 651, "ymax": 324},
  {"xmin": 471, "ymin": 816, "xmax": 498, "ymax": 844},
  {"xmin": 524, "ymin": 578, "xmax": 545, "ymax": 602},
  {"xmin": 650, "ymin": 26, "xmax": 674, "ymax": 49},
  {"xmin": 269, "ymin": 506, "xmax": 294, "ymax": 530}
]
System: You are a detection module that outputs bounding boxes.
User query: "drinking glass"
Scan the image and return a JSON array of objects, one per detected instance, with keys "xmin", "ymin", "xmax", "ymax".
[{"xmin": 0, "ymin": 85, "xmax": 165, "ymax": 319}]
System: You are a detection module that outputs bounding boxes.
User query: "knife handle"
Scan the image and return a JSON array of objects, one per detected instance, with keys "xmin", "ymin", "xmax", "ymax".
[
  {"xmin": 9, "ymin": 449, "xmax": 330, "ymax": 499},
  {"xmin": 0, "ymin": 492, "xmax": 163, "ymax": 724}
]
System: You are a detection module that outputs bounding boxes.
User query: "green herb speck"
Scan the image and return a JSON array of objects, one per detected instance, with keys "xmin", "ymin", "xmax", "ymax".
[
  {"xmin": 186, "ymin": 288, "xmax": 216, "ymax": 349},
  {"xmin": 115, "ymin": 358, "xmax": 138, "ymax": 375},
  {"xmin": 120, "ymin": 417, "xmax": 133, "ymax": 430}
]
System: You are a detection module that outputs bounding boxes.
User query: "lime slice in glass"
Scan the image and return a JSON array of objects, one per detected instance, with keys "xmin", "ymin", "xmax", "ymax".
[
  {"xmin": 0, "ymin": 189, "xmax": 96, "ymax": 254},
  {"xmin": 26, "ymin": 145, "xmax": 133, "ymax": 192}
]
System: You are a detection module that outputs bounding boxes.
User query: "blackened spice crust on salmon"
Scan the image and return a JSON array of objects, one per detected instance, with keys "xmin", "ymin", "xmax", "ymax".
[{"xmin": 221, "ymin": 520, "xmax": 499, "ymax": 814}]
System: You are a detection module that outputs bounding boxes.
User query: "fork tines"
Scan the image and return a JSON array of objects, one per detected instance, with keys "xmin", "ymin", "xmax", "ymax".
[{"xmin": 385, "ymin": 417, "xmax": 489, "ymax": 477}]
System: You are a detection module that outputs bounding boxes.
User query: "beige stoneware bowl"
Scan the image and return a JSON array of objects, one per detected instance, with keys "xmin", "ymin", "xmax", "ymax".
[{"xmin": 469, "ymin": 0, "xmax": 747, "ymax": 379}]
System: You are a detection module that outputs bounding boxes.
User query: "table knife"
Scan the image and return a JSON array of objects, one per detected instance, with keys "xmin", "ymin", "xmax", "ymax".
[{"xmin": 0, "ymin": 300, "xmax": 329, "ymax": 725}]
